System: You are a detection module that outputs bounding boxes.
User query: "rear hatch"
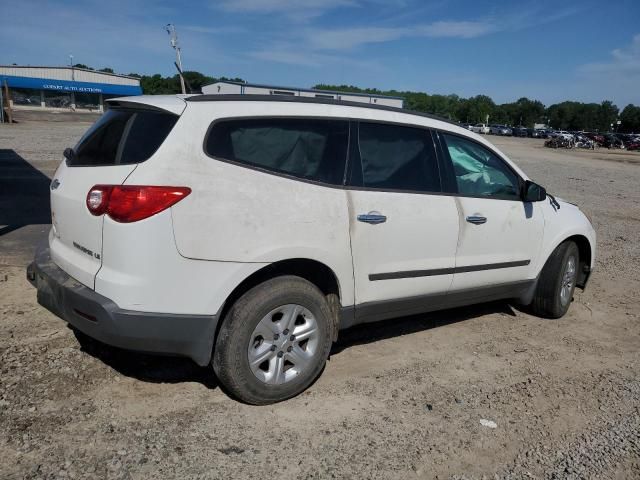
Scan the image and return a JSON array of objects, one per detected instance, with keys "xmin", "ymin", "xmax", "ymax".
[{"xmin": 49, "ymin": 100, "xmax": 182, "ymax": 288}]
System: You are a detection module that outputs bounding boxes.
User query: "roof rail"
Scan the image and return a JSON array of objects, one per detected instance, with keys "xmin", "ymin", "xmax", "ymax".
[{"xmin": 185, "ymin": 94, "xmax": 457, "ymax": 126}]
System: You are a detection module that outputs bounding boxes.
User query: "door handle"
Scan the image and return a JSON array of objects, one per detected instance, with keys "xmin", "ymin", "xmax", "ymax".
[
  {"xmin": 466, "ymin": 215, "xmax": 487, "ymax": 225},
  {"xmin": 357, "ymin": 212, "xmax": 387, "ymax": 224}
]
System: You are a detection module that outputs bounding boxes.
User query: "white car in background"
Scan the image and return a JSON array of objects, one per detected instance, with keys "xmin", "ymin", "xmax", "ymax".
[
  {"xmin": 490, "ymin": 124, "xmax": 513, "ymax": 136},
  {"xmin": 28, "ymin": 95, "xmax": 596, "ymax": 404},
  {"xmin": 471, "ymin": 123, "xmax": 490, "ymax": 134}
]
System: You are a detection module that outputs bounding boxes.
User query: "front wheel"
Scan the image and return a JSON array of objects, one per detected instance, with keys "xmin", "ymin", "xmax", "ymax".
[
  {"xmin": 213, "ymin": 276, "xmax": 333, "ymax": 405},
  {"xmin": 530, "ymin": 241, "xmax": 579, "ymax": 319}
]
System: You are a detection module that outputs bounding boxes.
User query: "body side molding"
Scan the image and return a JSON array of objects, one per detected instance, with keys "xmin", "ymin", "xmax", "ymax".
[{"xmin": 369, "ymin": 260, "xmax": 531, "ymax": 281}]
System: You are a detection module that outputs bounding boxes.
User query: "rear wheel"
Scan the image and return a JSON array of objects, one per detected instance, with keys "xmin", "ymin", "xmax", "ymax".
[
  {"xmin": 213, "ymin": 276, "xmax": 333, "ymax": 405},
  {"xmin": 530, "ymin": 241, "xmax": 579, "ymax": 319}
]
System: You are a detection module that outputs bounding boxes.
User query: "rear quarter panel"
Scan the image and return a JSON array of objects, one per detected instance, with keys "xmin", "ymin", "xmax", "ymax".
[{"xmin": 123, "ymin": 101, "xmax": 356, "ymax": 306}]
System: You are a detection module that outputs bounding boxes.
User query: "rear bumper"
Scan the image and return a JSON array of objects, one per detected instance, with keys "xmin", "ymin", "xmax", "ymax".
[{"xmin": 27, "ymin": 244, "xmax": 217, "ymax": 366}]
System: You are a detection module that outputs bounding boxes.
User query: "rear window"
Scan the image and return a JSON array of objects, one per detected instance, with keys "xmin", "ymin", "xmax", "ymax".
[
  {"xmin": 205, "ymin": 117, "xmax": 349, "ymax": 185},
  {"xmin": 69, "ymin": 109, "xmax": 178, "ymax": 166}
]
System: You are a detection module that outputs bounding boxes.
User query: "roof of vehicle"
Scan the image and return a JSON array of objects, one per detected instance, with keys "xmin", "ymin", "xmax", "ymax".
[
  {"xmin": 105, "ymin": 95, "xmax": 190, "ymax": 115},
  {"xmin": 185, "ymin": 94, "xmax": 459, "ymax": 127}
]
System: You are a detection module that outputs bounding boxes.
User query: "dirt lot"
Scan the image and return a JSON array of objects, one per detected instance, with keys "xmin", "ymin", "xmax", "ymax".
[{"xmin": 1, "ymin": 122, "xmax": 639, "ymax": 479}]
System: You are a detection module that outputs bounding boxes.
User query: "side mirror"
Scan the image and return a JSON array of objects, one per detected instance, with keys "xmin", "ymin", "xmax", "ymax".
[
  {"xmin": 523, "ymin": 180, "xmax": 547, "ymax": 202},
  {"xmin": 63, "ymin": 147, "xmax": 75, "ymax": 161}
]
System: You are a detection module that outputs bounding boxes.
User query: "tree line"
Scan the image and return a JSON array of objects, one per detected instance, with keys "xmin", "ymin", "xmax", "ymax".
[
  {"xmin": 76, "ymin": 65, "xmax": 640, "ymax": 133},
  {"xmin": 315, "ymin": 84, "xmax": 640, "ymax": 133}
]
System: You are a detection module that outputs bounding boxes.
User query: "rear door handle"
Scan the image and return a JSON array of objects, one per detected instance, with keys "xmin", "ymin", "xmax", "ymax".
[
  {"xmin": 466, "ymin": 215, "xmax": 487, "ymax": 225},
  {"xmin": 357, "ymin": 212, "xmax": 387, "ymax": 224}
]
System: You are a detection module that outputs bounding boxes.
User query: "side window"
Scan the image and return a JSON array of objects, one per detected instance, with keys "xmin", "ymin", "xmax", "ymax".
[
  {"xmin": 357, "ymin": 122, "xmax": 440, "ymax": 192},
  {"xmin": 441, "ymin": 133, "xmax": 521, "ymax": 200},
  {"xmin": 205, "ymin": 118, "xmax": 348, "ymax": 185}
]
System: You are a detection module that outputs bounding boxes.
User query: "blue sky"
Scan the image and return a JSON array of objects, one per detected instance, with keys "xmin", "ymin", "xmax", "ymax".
[{"xmin": 3, "ymin": 0, "xmax": 639, "ymax": 107}]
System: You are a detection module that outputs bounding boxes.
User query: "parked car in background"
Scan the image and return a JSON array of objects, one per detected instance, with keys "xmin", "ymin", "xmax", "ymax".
[
  {"xmin": 551, "ymin": 131, "xmax": 574, "ymax": 140},
  {"xmin": 584, "ymin": 132, "xmax": 605, "ymax": 146},
  {"xmin": 603, "ymin": 134, "xmax": 625, "ymax": 149},
  {"xmin": 573, "ymin": 134, "xmax": 595, "ymax": 149},
  {"xmin": 27, "ymin": 94, "xmax": 596, "ymax": 404},
  {"xmin": 512, "ymin": 126, "xmax": 528, "ymax": 137},
  {"xmin": 490, "ymin": 124, "xmax": 513, "ymax": 136},
  {"xmin": 471, "ymin": 123, "xmax": 490, "ymax": 134},
  {"xmin": 615, "ymin": 134, "xmax": 640, "ymax": 150},
  {"xmin": 622, "ymin": 137, "xmax": 640, "ymax": 151}
]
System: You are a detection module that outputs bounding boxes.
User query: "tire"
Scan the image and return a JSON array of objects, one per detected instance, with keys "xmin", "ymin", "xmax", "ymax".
[
  {"xmin": 213, "ymin": 276, "xmax": 333, "ymax": 405},
  {"xmin": 530, "ymin": 241, "xmax": 579, "ymax": 319}
]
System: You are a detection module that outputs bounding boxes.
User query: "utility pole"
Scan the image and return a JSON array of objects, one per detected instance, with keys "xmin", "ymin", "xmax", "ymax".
[
  {"xmin": 165, "ymin": 24, "xmax": 186, "ymax": 94},
  {"xmin": 70, "ymin": 54, "xmax": 74, "ymax": 81}
]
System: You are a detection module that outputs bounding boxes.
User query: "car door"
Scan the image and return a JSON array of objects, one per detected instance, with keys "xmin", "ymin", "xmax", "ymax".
[
  {"xmin": 436, "ymin": 132, "xmax": 544, "ymax": 293},
  {"xmin": 347, "ymin": 121, "xmax": 460, "ymax": 322}
]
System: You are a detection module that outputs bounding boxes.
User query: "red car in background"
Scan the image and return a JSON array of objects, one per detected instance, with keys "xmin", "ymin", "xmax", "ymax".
[{"xmin": 584, "ymin": 132, "xmax": 605, "ymax": 146}]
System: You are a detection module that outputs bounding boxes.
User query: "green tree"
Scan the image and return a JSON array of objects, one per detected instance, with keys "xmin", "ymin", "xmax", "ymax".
[
  {"xmin": 466, "ymin": 95, "xmax": 495, "ymax": 124},
  {"xmin": 619, "ymin": 104, "xmax": 640, "ymax": 133},
  {"xmin": 509, "ymin": 97, "xmax": 545, "ymax": 127},
  {"xmin": 181, "ymin": 71, "xmax": 216, "ymax": 92},
  {"xmin": 140, "ymin": 74, "xmax": 174, "ymax": 94},
  {"xmin": 597, "ymin": 100, "xmax": 619, "ymax": 132}
]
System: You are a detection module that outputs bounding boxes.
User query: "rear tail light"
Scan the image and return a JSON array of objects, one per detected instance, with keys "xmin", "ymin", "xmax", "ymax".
[
  {"xmin": 86, "ymin": 185, "xmax": 112, "ymax": 216},
  {"xmin": 86, "ymin": 185, "xmax": 191, "ymax": 223}
]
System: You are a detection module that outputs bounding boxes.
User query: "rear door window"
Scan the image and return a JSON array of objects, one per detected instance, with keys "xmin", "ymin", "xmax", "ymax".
[
  {"xmin": 356, "ymin": 122, "xmax": 441, "ymax": 192},
  {"xmin": 70, "ymin": 109, "xmax": 178, "ymax": 166},
  {"xmin": 205, "ymin": 117, "xmax": 349, "ymax": 185}
]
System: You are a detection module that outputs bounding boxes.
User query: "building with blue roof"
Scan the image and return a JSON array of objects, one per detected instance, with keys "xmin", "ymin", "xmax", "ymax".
[{"xmin": 0, "ymin": 65, "xmax": 141, "ymax": 113}]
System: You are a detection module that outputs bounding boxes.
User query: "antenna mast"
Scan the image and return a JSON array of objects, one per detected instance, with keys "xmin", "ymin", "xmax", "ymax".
[{"xmin": 165, "ymin": 24, "xmax": 186, "ymax": 94}]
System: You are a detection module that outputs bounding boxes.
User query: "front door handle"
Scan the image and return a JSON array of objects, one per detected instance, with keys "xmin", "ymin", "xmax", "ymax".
[
  {"xmin": 357, "ymin": 212, "xmax": 387, "ymax": 224},
  {"xmin": 466, "ymin": 215, "xmax": 487, "ymax": 225}
]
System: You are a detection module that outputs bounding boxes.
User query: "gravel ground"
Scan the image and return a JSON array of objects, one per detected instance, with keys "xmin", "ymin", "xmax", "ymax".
[{"xmin": 1, "ymin": 122, "xmax": 639, "ymax": 479}]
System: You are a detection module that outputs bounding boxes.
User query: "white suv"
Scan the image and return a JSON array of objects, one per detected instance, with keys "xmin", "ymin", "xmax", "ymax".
[
  {"xmin": 470, "ymin": 123, "xmax": 490, "ymax": 134},
  {"xmin": 28, "ymin": 95, "xmax": 596, "ymax": 404}
]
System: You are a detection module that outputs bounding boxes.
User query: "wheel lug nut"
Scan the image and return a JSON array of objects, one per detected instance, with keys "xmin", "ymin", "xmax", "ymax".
[
  {"xmin": 290, "ymin": 335, "xmax": 295, "ymax": 341},
  {"xmin": 287, "ymin": 346, "xmax": 292, "ymax": 352},
  {"xmin": 273, "ymin": 334, "xmax": 279, "ymax": 340},
  {"xmin": 277, "ymin": 351, "xmax": 284, "ymax": 358},
  {"xmin": 270, "ymin": 345, "xmax": 277, "ymax": 351},
  {"xmin": 283, "ymin": 329, "xmax": 289, "ymax": 335}
]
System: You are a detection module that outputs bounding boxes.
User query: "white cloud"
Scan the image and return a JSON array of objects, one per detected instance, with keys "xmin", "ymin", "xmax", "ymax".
[
  {"xmin": 416, "ymin": 20, "xmax": 495, "ymax": 38},
  {"xmin": 307, "ymin": 27, "xmax": 405, "ymax": 50},
  {"xmin": 216, "ymin": 0, "xmax": 358, "ymax": 20},
  {"xmin": 182, "ymin": 25, "xmax": 246, "ymax": 35},
  {"xmin": 580, "ymin": 34, "xmax": 640, "ymax": 75},
  {"xmin": 250, "ymin": 41, "xmax": 381, "ymax": 70},
  {"xmin": 218, "ymin": 0, "xmax": 355, "ymax": 11},
  {"xmin": 304, "ymin": 20, "xmax": 495, "ymax": 51},
  {"xmin": 573, "ymin": 34, "xmax": 640, "ymax": 106},
  {"xmin": 299, "ymin": 6, "xmax": 582, "ymax": 53},
  {"xmin": 251, "ymin": 48, "xmax": 340, "ymax": 67}
]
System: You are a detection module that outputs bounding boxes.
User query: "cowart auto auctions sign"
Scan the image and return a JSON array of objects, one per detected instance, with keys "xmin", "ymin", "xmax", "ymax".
[
  {"xmin": 42, "ymin": 83, "xmax": 102, "ymax": 93},
  {"xmin": 0, "ymin": 75, "xmax": 142, "ymax": 96}
]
